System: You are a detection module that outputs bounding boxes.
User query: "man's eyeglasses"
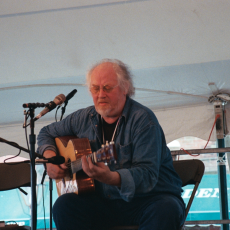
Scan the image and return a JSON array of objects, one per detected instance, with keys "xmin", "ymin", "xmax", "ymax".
[{"xmin": 90, "ymin": 84, "xmax": 119, "ymax": 94}]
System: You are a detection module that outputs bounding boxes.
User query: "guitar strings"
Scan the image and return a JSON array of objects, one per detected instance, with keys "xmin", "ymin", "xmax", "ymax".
[{"xmin": 64, "ymin": 154, "xmax": 94, "ymax": 168}]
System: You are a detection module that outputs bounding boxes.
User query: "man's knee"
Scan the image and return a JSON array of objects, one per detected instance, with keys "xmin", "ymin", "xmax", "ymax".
[
  {"xmin": 53, "ymin": 193, "xmax": 81, "ymax": 218},
  {"xmin": 139, "ymin": 195, "xmax": 185, "ymax": 230},
  {"xmin": 157, "ymin": 195, "xmax": 185, "ymax": 217}
]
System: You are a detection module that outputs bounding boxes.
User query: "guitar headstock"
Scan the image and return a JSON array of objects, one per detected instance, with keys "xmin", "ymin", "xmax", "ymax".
[{"xmin": 94, "ymin": 141, "xmax": 117, "ymax": 165}]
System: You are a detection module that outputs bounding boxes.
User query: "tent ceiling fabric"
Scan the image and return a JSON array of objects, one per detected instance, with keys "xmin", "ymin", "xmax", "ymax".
[
  {"xmin": 0, "ymin": 0, "xmax": 230, "ymax": 144},
  {"xmin": 1, "ymin": 0, "xmax": 230, "ymax": 83}
]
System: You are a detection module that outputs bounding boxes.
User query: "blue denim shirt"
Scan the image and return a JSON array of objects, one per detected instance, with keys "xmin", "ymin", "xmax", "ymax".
[{"xmin": 37, "ymin": 97, "xmax": 183, "ymax": 202}]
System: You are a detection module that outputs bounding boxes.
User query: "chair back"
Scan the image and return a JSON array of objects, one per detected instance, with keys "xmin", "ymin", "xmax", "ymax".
[
  {"xmin": 0, "ymin": 162, "xmax": 31, "ymax": 191},
  {"xmin": 173, "ymin": 159, "xmax": 205, "ymax": 187},
  {"xmin": 173, "ymin": 159, "xmax": 205, "ymax": 219}
]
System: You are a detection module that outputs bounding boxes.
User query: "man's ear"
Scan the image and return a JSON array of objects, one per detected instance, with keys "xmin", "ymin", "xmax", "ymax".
[{"xmin": 123, "ymin": 82, "xmax": 129, "ymax": 95}]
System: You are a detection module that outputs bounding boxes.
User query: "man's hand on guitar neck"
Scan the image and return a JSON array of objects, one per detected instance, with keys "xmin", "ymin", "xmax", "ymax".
[
  {"xmin": 43, "ymin": 150, "xmax": 68, "ymax": 179},
  {"xmin": 81, "ymin": 155, "xmax": 121, "ymax": 187}
]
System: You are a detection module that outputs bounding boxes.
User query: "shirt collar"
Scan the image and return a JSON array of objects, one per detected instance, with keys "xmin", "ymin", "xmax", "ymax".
[{"xmin": 120, "ymin": 96, "xmax": 132, "ymax": 123}]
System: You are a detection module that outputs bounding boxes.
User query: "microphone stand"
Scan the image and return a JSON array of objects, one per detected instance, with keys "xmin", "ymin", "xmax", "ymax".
[
  {"xmin": 2, "ymin": 96, "xmax": 70, "ymax": 230},
  {"xmin": 25, "ymin": 92, "xmax": 75, "ymax": 230},
  {"xmin": 49, "ymin": 176, "xmax": 53, "ymax": 230},
  {"xmin": 27, "ymin": 107, "xmax": 37, "ymax": 230},
  {"xmin": 49, "ymin": 101, "xmax": 67, "ymax": 230},
  {"xmin": 60, "ymin": 100, "xmax": 68, "ymax": 121},
  {"xmin": 40, "ymin": 169, "xmax": 53, "ymax": 230}
]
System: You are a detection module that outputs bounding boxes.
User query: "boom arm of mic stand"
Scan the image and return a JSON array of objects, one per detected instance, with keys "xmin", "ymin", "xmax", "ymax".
[{"xmin": 0, "ymin": 137, "xmax": 42, "ymax": 159}]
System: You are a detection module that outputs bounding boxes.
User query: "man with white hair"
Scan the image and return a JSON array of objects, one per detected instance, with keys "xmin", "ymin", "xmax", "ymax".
[{"xmin": 37, "ymin": 59, "xmax": 185, "ymax": 230}]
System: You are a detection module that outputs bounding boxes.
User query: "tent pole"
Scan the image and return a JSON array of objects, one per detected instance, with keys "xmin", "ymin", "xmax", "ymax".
[
  {"xmin": 217, "ymin": 138, "xmax": 229, "ymax": 230},
  {"xmin": 214, "ymin": 101, "xmax": 229, "ymax": 230}
]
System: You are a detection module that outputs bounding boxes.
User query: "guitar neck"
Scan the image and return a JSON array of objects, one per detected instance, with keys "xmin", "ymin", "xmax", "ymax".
[
  {"xmin": 71, "ymin": 153, "xmax": 95, "ymax": 174},
  {"xmin": 70, "ymin": 142, "xmax": 117, "ymax": 174}
]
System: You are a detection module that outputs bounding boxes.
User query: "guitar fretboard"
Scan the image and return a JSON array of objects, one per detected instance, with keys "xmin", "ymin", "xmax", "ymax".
[
  {"xmin": 71, "ymin": 153, "xmax": 95, "ymax": 174},
  {"xmin": 70, "ymin": 143, "xmax": 117, "ymax": 174}
]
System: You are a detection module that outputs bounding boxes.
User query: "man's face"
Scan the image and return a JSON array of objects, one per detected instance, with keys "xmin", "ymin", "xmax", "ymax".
[{"xmin": 90, "ymin": 62, "xmax": 127, "ymax": 122}]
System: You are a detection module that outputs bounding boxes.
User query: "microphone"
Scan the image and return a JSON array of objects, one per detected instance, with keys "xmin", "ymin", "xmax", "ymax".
[
  {"xmin": 65, "ymin": 89, "xmax": 77, "ymax": 104},
  {"xmin": 36, "ymin": 156, "xmax": 65, "ymax": 165},
  {"xmin": 33, "ymin": 94, "xmax": 66, "ymax": 122},
  {"xmin": 23, "ymin": 156, "xmax": 65, "ymax": 165},
  {"xmin": 58, "ymin": 89, "xmax": 77, "ymax": 121},
  {"xmin": 23, "ymin": 103, "xmax": 46, "ymax": 108}
]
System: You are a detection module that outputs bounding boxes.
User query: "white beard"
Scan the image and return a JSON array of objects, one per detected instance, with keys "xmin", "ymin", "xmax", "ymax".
[{"xmin": 95, "ymin": 106, "xmax": 112, "ymax": 117}]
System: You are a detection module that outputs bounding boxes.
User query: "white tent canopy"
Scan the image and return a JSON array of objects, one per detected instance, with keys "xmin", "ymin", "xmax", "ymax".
[{"xmin": 1, "ymin": 0, "xmax": 230, "ymax": 155}]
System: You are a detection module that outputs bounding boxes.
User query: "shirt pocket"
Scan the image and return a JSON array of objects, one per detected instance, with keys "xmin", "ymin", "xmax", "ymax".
[{"xmin": 115, "ymin": 142, "xmax": 132, "ymax": 169}]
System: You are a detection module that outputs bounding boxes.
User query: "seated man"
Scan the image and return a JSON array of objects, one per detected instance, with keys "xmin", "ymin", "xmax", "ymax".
[{"xmin": 37, "ymin": 59, "xmax": 185, "ymax": 230}]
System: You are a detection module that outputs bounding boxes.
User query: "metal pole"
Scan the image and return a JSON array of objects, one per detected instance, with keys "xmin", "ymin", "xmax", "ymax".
[
  {"xmin": 214, "ymin": 101, "xmax": 229, "ymax": 230},
  {"xmin": 171, "ymin": 147, "xmax": 230, "ymax": 156},
  {"xmin": 49, "ymin": 177, "xmax": 53, "ymax": 230},
  {"xmin": 29, "ymin": 108, "xmax": 37, "ymax": 230},
  {"xmin": 217, "ymin": 138, "xmax": 229, "ymax": 230}
]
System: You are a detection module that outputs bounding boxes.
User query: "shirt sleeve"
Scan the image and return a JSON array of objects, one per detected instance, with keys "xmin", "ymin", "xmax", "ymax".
[{"xmin": 37, "ymin": 113, "xmax": 76, "ymax": 155}]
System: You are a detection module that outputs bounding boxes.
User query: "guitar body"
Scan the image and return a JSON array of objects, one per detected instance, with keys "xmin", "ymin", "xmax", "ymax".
[{"xmin": 55, "ymin": 136, "xmax": 95, "ymax": 196}]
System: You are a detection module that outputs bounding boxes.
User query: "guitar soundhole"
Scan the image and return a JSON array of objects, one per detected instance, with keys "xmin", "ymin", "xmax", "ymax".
[{"xmin": 67, "ymin": 158, "xmax": 73, "ymax": 179}]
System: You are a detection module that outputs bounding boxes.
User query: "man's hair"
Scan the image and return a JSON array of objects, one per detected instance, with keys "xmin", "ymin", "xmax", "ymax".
[{"xmin": 86, "ymin": 59, "xmax": 135, "ymax": 97}]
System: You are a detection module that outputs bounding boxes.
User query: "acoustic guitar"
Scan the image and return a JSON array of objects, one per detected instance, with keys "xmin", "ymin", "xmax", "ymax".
[{"xmin": 55, "ymin": 136, "xmax": 117, "ymax": 196}]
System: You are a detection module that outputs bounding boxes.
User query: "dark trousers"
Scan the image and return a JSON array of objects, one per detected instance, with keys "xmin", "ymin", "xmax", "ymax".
[{"xmin": 53, "ymin": 193, "xmax": 185, "ymax": 230}]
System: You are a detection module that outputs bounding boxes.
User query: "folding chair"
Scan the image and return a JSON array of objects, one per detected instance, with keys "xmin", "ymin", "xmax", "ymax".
[
  {"xmin": 109, "ymin": 159, "xmax": 205, "ymax": 230},
  {"xmin": 0, "ymin": 162, "xmax": 32, "ymax": 230},
  {"xmin": 0, "ymin": 162, "xmax": 31, "ymax": 192}
]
